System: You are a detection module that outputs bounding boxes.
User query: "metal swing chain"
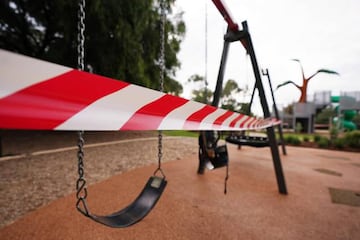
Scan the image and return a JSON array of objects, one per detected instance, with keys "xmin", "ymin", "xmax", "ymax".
[
  {"xmin": 154, "ymin": 0, "xmax": 166, "ymax": 178},
  {"xmin": 75, "ymin": 0, "xmax": 89, "ymax": 217},
  {"xmin": 77, "ymin": 0, "xmax": 85, "ymax": 72}
]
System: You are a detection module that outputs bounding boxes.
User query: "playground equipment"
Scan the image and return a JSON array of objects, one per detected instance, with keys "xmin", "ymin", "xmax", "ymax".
[
  {"xmin": 293, "ymin": 102, "xmax": 315, "ymax": 133},
  {"xmin": 282, "ymin": 91, "xmax": 359, "ymax": 133},
  {"xmin": 274, "ymin": 56, "xmax": 339, "ymax": 133},
  {"xmin": 0, "ymin": 0, "xmax": 288, "ymax": 228},
  {"xmin": 276, "ymin": 59, "xmax": 339, "ymax": 103},
  {"xmin": 74, "ymin": 0, "xmax": 167, "ymax": 228},
  {"xmin": 198, "ymin": 131, "xmax": 230, "ymax": 193},
  {"xmin": 263, "ymin": 69, "xmax": 287, "ymax": 155},
  {"xmin": 225, "ymin": 69, "xmax": 287, "ymax": 153},
  {"xmin": 198, "ymin": 0, "xmax": 287, "ymax": 195},
  {"xmin": 332, "ymin": 94, "xmax": 360, "ymax": 131}
]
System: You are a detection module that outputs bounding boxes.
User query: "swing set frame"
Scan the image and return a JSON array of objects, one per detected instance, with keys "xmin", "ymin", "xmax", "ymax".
[{"xmin": 207, "ymin": 0, "xmax": 287, "ymax": 194}]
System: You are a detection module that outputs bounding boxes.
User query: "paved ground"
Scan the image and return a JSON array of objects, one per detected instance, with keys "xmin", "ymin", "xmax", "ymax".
[
  {"xmin": 0, "ymin": 135, "xmax": 359, "ymax": 240},
  {"xmin": 0, "ymin": 131, "xmax": 196, "ymax": 228}
]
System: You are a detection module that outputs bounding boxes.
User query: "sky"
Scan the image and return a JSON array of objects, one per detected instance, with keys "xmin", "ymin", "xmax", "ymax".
[{"xmin": 173, "ymin": 0, "xmax": 360, "ymax": 116}]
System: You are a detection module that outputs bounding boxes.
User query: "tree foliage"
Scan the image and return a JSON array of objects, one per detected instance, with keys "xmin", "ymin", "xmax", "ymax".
[
  {"xmin": 352, "ymin": 114, "xmax": 360, "ymax": 129},
  {"xmin": 0, "ymin": 0, "xmax": 185, "ymax": 94},
  {"xmin": 187, "ymin": 74, "xmax": 251, "ymax": 113},
  {"xmin": 315, "ymin": 107, "xmax": 336, "ymax": 124},
  {"xmin": 191, "ymin": 88, "xmax": 213, "ymax": 104},
  {"xmin": 187, "ymin": 74, "xmax": 212, "ymax": 104},
  {"xmin": 220, "ymin": 79, "xmax": 242, "ymax": 111}
]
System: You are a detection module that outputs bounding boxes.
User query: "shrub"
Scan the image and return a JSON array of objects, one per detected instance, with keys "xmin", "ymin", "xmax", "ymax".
[
  {"xmin": 303, "ymin": 136, "xmax": 310, "ymax": 142},
  {"xmin": 313, "ymin": 134, "xmax": 322, "ymax": 143},
  {"xmin": 284, "ymin": 135, "xmax": 294, "ymax": 144},
  {"xmin": 343, "ymin": 130, "xmax": 360, "ymax": 148},
  {"xmin": 318, "ymin": 137, "xmax": 330, "ymax": 148},
  {"xmin": 329, "ymin": 127, "xmax": 339, "ymax": 142},
  {"xmin": 333, "ymin": 138, "xmax": 345, "ymax": 149},
  {"xmin": 284, "ymin": 135, "xmax": 301, "ymax": 145},
  {"xmin": 353, "ymin": 114, "xmax": 360, "ymax": 128},
  {"xmin": 292, "ymin": 137, "xmax": 301, "ymax": 145}
]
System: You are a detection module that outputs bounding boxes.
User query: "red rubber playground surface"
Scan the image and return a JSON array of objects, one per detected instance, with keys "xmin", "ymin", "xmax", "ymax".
[{"xmin": 0, "ymin": 145, "xmax": 359, "ymax": 240}]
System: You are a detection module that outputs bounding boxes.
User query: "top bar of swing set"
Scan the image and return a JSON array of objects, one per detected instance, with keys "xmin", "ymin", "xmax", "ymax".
[{"xmin": 211, "ymin": 0, "xmax": 239, "ymax": 32}]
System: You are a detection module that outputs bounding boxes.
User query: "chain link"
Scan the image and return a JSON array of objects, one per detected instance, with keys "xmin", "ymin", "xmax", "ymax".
[
  {"xmin": 159, "ymin": 0, "xmax": 165, "ymax": 93},
  {"xmin": 76, "ymin": 130, "xmax": 89, "ymax": 216},
  {"xmin": 76, "ymin": 0, "xmax": 89, "ymax": 216},
  {"xmin": 77, "ymin": 0, "xmax": 85, "ymax": 71},
  {"xmin": 154, "ymin": 0, "xmax": 166, "ymax": 178}
]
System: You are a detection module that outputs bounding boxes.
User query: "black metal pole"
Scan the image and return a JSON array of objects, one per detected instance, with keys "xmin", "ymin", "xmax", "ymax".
[
  {"xmin": 212, "ymin": 33, "xmax": 230, "ymax": 107},
  {"xmin": 248, "ymin": 83, "xmax": 256, "ymax": 115},
  {"xmin": 262, "ymin": 68, "xmax": 287, "ymax": 155},
  {"xmin": 242, "ymin": 21, "xmax": 287, "ymax": 194}
]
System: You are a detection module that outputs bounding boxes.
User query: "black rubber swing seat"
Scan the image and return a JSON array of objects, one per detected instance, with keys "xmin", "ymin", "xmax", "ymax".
[
  {"xmin": 83, "ymin": 176, "xmax": 167, "ymax": 228},
  {"xmin": 225, "ymin": 135, "xmax": 270, "ymax": 148}
]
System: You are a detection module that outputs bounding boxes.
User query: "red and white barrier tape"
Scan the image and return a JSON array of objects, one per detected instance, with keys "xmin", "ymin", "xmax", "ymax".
[{"xmin": 0, "ymin": 49, "xmax": 280, "ymax": 131}]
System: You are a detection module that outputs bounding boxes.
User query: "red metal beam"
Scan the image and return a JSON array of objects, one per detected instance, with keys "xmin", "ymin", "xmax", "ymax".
[{"xmin": 211, "ymin": 0, "xmax": 239, "ymax": 31}]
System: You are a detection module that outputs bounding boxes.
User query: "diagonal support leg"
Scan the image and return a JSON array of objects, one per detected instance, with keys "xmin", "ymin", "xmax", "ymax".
[{"xmin": 242, "ymin": 21, "xmax": 287, "ymax": 194}]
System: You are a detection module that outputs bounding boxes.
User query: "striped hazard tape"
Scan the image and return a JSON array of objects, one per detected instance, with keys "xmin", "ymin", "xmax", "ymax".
[{"xmin": 0, "ymin": 49, "xmax": 280, "ymax": 131}]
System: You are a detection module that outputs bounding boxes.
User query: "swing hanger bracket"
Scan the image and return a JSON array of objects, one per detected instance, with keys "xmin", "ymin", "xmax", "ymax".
[{"xmin": 224, "ymin": 28, "xmax": 248, "ymax": 42}]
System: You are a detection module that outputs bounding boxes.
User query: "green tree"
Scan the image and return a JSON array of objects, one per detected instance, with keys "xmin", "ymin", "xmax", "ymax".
[
  {"xmin": 187, "ymin": 75, "xmax": 252, "ymax": 114},
  {"xmin": 187, "ymin": 74, "xmax": 212, "ymax": 104},
  {"xmin": 237, "ymin": 102, "xmax": 252, "ymax": 115},
  {"xmin": 315, "ymin": 107, "xmax": 336, "ymax": 124},
  {"xmin": 353, "ymin": 114, "xmax": 360, "ymax": 129},
  {"xmin": 220, "ymin": 79, "xmax": 242, "ymax": 111},
  {"xmin": 0, "ymin": 0, "xmax": 185, "ymax": 94}
]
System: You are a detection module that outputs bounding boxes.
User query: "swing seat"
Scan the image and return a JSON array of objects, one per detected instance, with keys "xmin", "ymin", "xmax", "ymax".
[
  {"xmin": 210, "ymin": 145, "xmax": 228, "ymax": 168},
  {"xmin": 86, "ymin": 176, "xmax": 167, "ymax": 228},
  {"xmin": 225, "ymin": 135, "xmax": 270, "ymax": 148},
  {"xmin": 198, "ymin": 131, "xmax": 229, "ymax": 173}
]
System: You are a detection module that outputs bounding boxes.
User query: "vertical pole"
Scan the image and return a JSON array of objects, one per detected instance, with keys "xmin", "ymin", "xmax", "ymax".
[
  {"xmin": 248, "ymin": 83, "xmax": 256, "ymax": 115},
  {"xmin": 262, "ymin": 69, "xmax": 287, "ymax": 155},
  {"xmin": 212, "ymin": 34, "xmax": 230, "ymax": 107},
  {"xmin": 204, "ymin": 1, "xmax": 209, "ymax": 104},
  {"xmin": 242, "ymin": 21, "xmax": 287, "ymax": 194}
]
